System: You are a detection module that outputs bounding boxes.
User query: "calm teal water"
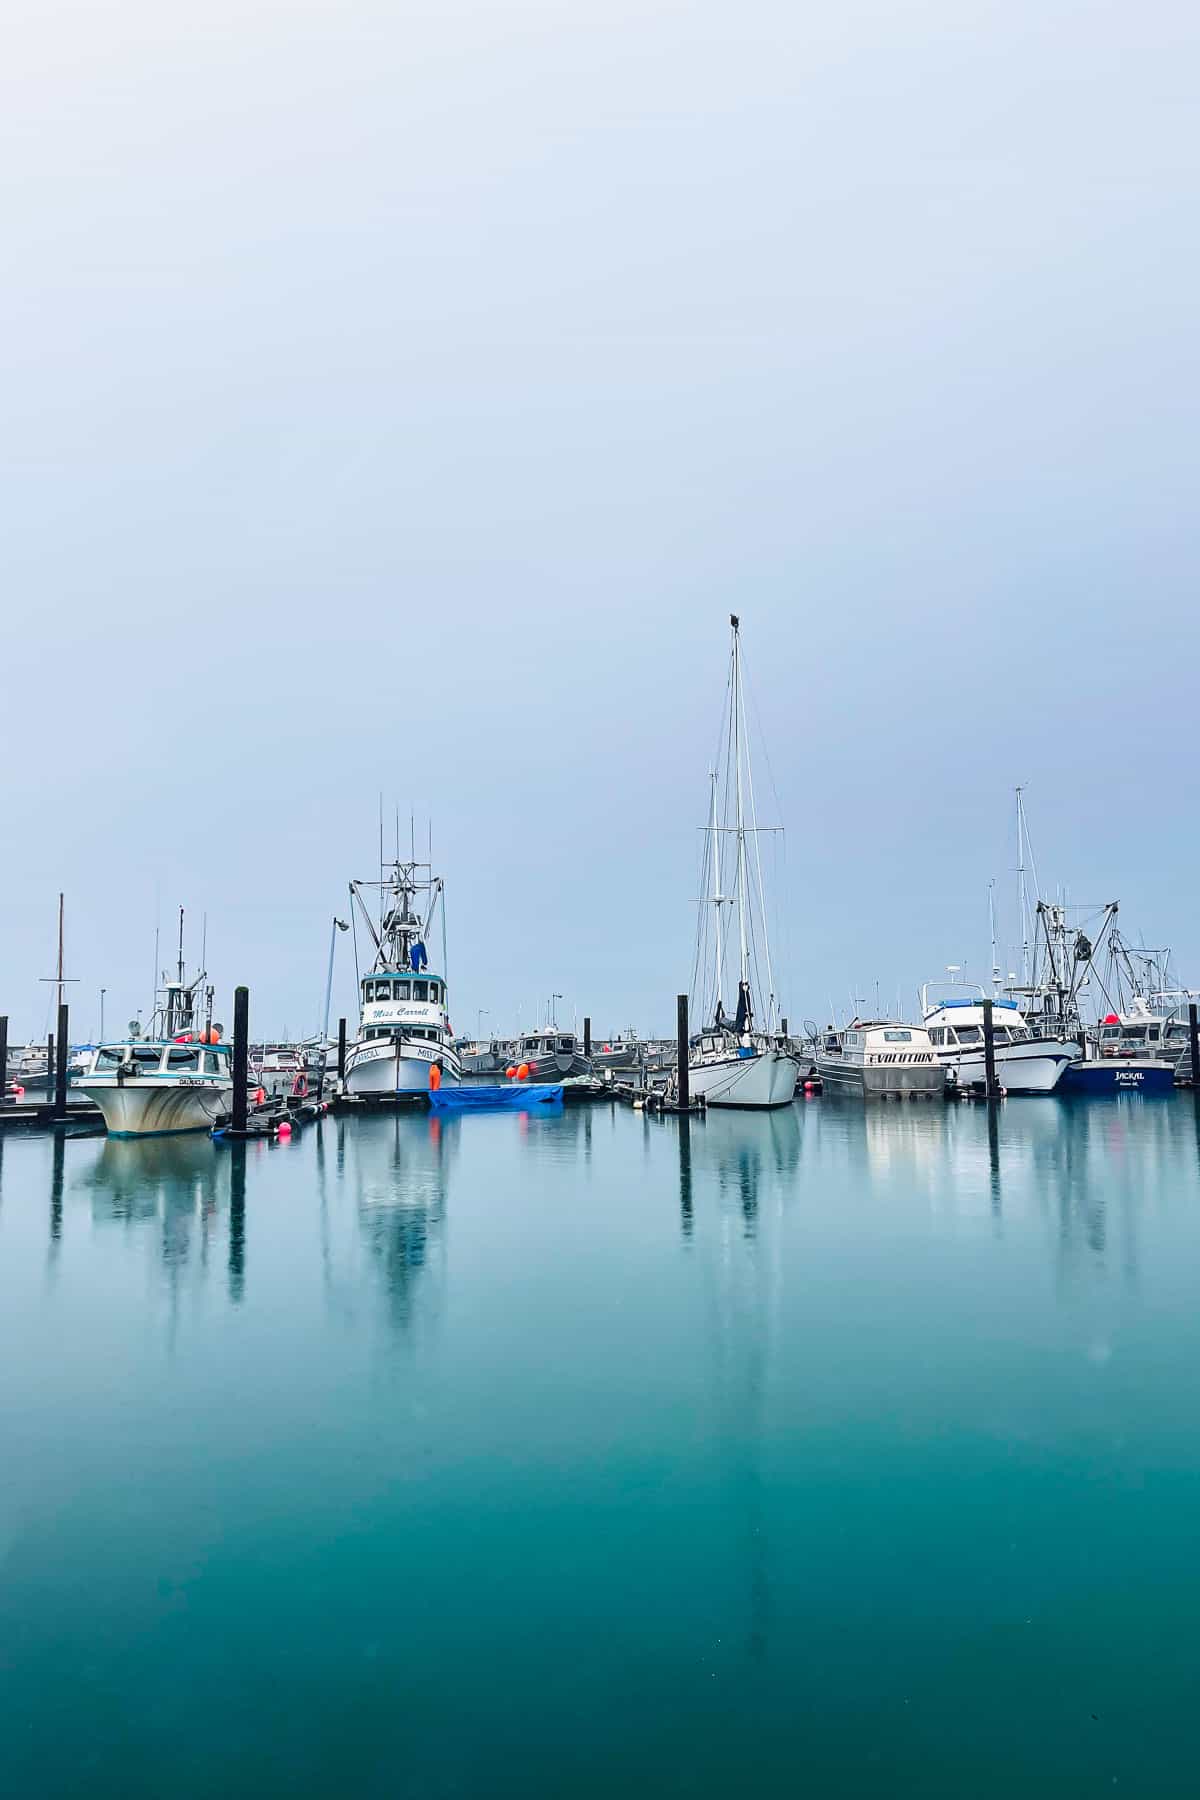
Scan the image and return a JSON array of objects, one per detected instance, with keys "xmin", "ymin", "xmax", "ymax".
[{"xmin": 2, "ymin": 1096, "xmax": 1200, "ymax": 1797}]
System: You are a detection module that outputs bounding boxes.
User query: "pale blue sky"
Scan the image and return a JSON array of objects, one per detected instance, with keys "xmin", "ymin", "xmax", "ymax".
[{"xmin": 3, "ymin": 0, "xmax": 1197, "ymax": 1039}]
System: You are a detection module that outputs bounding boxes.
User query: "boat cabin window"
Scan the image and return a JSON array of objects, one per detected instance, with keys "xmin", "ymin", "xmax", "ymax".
[
  {"xmin": 94, "ymin": 1047, "xmax": 125, "ymax": 1071},
  {"xmin": 1121, "ymin": 1025, "xmax": 1148, "ymax": 1041},
  {"xmin": 557, "ymin": 1037, "xmax": 572, "ymax": 1053},
  {"xmin": 845, "ymin": 1032, "xmax": 861, "ymax": 1047},
  {"xmin": 167, "ymin": 1046, "xmax": 201, "ymax": 1071},
  {"xmin": 202, "ymin": 1051, "xmax": 222, "ymax": 1074},
  {"xmin": 883, "ymin": 1030, "xmax": 912, "ymax": 1043},
  {"xmin": 929, "ymin": 1029, "xmax": 944, "ymax": 1046},
  {"xmin": 428, "ymin": 982, "xmax": 440, "ymax": 1003},
  {"xmin": 132, "ymin": 1047, "xmax": 163, "ymax": 1070},
  {"xmin": 1148, "ymin": 1024, "xmax": 1161, "ymax": 1042},
  {"xmin": 393, "ymin": 980, "xmax": 409, "ymax": 1001},
  {"xmin": 954, "ymin": 1026, "xmax": 981, "ymax": 1045},
  {"xmin": 413, "ymin": 980, "xmax": 428, "ymax": 1002}
]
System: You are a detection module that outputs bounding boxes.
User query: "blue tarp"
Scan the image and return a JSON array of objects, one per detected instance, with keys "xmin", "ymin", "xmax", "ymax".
[{"xmin": 429, "ymin": 1084, "xmax": 564, "ymax": 1112}]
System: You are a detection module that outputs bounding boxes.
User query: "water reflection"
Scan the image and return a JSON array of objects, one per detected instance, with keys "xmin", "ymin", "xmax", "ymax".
[
  {"xmin": 337, "ymin": 1110, "xmax": 459, "ymax": 1335},
  {"xmin": 670, "ymin": 1106, "xmax": 782, "ymax": 1663}
]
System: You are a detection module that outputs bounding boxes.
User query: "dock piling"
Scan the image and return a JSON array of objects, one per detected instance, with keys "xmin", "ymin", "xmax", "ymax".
[
  {"xmin": 337, "ymin": 1018, "xmax": 347, "ymax": 1088},
  {"xmin": 583, "ymin": 1016, "xmax": 592, "ymax": 1059},
  {"xmin": 1190, "ymin": 1002, "xmax": 1199, "ymax": 1088},
  {"xmin": 982, "ymin": 997, "xmax": 999, "ymax": 1100},
  {"xmin": 676, "ymin": 994, "xmax": 690, "ymax": 1113},
  {"xmin": 0, "ymin": 1016, "xmax": 7, "ymax": 1100},
  {"xmin": 232, "ymin": 987, "xmax": 249, "ymax": 1135},
  {"xmin": 46, "ymin": 1032, "xmax": 54, "ymax": 1101},
  {"xmin": 53, "ymin": 1004, "xmax": 69, "ymax": 1120}
]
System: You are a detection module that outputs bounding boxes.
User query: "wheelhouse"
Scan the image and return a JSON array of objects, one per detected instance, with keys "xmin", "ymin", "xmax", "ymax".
[
  {"xmin": 87, "ymin": 1042, "xmax": 232, "ymax": 1077},
  {"xmin": 519, "ymin": 1033, "xmax": 577, "ymax": 1057},
  {"xmin": 361, "ymin": 974, "xmax": 446, "ymax": 1007}
]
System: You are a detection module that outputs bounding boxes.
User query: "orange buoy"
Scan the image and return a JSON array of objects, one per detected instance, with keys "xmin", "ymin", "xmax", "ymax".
[
  {"xmin": 506, "ymin": 1064, "xmax": 517, "ymax": 1079},
  {"xmin": 517, "ymin": 1062, "xmax": 530, "ymax": 1081}
]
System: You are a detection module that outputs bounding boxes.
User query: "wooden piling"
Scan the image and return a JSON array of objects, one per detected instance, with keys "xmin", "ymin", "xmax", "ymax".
[
  {"xmin": 676, "ymin": 993, "xmax": 690, "ymax": 1113},
  {"xmin": 46, "ymin": 1032, "xmax": 54, "ymax": 1100},
  {"xmin": 337, "ymin": 1018, "xmax": 347, "ymax": 1086},
  {"xmin": 53, "ymin": 1003, "xmax": 69, "ymax": 1120},
  {"xmin": 982, "ymin": 997, "xmax": 998, "ymax": 1100},
  {"xmin": 232, "ymin": 986, "xmax": 249, "ymax": 1134},
  {"xmin": 1190, "ymin": 1002, "xmax": 1199, "ymax": 1088},
  {"xmin": 0, "ymin": 1016, "xmax": 7, "ymax": 1100},
  {"xmin": 583, "ymin": 1016, "xmax": 592, "ymax": 1059}
]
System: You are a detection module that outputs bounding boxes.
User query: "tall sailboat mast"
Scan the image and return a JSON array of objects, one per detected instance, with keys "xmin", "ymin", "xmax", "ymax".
[
  {"xmin": 709, "ymin": 769, "xmax": 725, "ymax": 1016},
  {"xmin": 1016, "ymin": 786, "xmax": 1030, "ymax": 987},
  {"xmin": 731, "ymin": 616, "xmax": 749, "ymax": 989}
]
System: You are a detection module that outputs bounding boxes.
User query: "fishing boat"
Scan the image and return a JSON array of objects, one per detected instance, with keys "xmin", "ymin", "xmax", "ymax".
[
  {"xmin": 687, "ymin": 616, "xmax": 798, "ymax": 1110},
  {"xmin": 78, "ymin": 1038, "xmax": 234, "ymax": 1136},
  {"xmin": 511, "ymin": 1029, "xmax": 591, "ymax": 1083},
  {"xmin": 921, "ymin": 986, "xmax": 1077, "ymax": 1094},
  {"xmin": 76, "ymin": 911, "xmax": 233, "ymax": 1136},
  {"xmin": 817, "ymin": 1021, "xmax": 945, "ymax": 1098},
  {"xmin": 343, "ymin": 855, "xmax": 463, "ymax": 1098}
]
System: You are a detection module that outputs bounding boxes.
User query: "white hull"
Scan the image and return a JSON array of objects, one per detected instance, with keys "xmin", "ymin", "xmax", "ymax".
[
  {"xmin": 689, "ymin": 1047, "xmax": 798, "ymax": 1108},
  {"xmin": 936, "ymin": 1037, "xmax": 1078, "ymax": 1095},
  {"xmin": 345, "ymin": 1038, "xmax": 462, "ymax": 1097},
  {"xmin": 77, "ymin": 1078, "xmax": 233, "ymax": 1137}
]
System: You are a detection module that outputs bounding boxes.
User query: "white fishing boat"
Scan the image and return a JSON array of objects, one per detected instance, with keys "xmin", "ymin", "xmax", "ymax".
[
  {"xmin": 920, "ymin": 986, "xmax": 1077, "ymax": 1094},
  {"xmin": 688, "ymin": 616, "xmax": 798, "ymax": 1110},
  {"xmin": 76, "ymin": 911, "xmax": 232, "ymax": 1136},
  {"xmin": 343, "ymin": 855, "xmax": 463, "ymax": 1098},
  {"xmin": 818, "ymin": 1022, "xmax": 945, "ymax": 1098},
  {"xmin": 78, "ymin": 1038, "xmax": 234, "ymax": 1136}
]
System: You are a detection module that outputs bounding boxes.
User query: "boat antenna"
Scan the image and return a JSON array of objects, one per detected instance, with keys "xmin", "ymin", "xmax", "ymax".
[{"xmin": 988, "ymin": 880, "xmax": 999, "ymax": 993}]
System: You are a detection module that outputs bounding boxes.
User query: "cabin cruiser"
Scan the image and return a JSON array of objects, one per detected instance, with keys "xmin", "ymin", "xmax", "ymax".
[
  {"xmin": 343, "ymin": 856, "xmax": 462, "ymax": 1098},
  {"xmin": 921, "ymin": 986, "xmax": 1078, "ymax": 1094},
  {"xmin": 512, "ymin": 1030, "xmax": 591, "ymax": 1083},
  {"xmin": 77, "ymin": 1038, "xmax": 234, "ymax": 1136},
  {"xmin": 817, "ymin": 1021, "xmax": 945, "ymax": 1098}
]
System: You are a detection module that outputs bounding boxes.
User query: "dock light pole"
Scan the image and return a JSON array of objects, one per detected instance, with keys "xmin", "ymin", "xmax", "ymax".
[
  {"xmin": 477, "ymin": 1009, "xmax": 489, "ymax": 1037},
  {"xmin": 322, "ymin": 918, "xmax": 349, "ymax": 1042},
  {"xmin": 551, "ymin": 992, "xmax": 562, "ymax": 1026}
]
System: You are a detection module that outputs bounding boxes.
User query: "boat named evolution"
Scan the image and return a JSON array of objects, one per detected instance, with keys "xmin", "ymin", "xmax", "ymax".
[
  {"xmin": 817, "ymin": 1022, "xmax": 945, "ymax": 1098},
  {"xmin": 687, "ymin": 616, "xmax": 798, "ymax": 1109},
  {"xmin": 342, "ymin": 854, "xmax": 463, "ymax": 1098}
]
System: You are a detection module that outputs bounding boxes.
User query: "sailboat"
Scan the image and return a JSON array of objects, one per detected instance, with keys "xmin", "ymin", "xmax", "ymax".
[{"xmin": 688, "ymin": 616, "xmax": 799, "ymax": 1109}]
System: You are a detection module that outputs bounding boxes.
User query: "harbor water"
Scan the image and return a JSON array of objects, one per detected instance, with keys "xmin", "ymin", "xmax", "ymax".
[{"xmin": 3, "ymin": 1095, "xmax": 1200, "ymax": 1796}]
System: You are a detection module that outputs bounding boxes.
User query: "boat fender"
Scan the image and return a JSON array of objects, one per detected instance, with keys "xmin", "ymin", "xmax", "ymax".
[{"xmin": 291, "ymin": 1072, "xmax": 308, "ymax": 1098}]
